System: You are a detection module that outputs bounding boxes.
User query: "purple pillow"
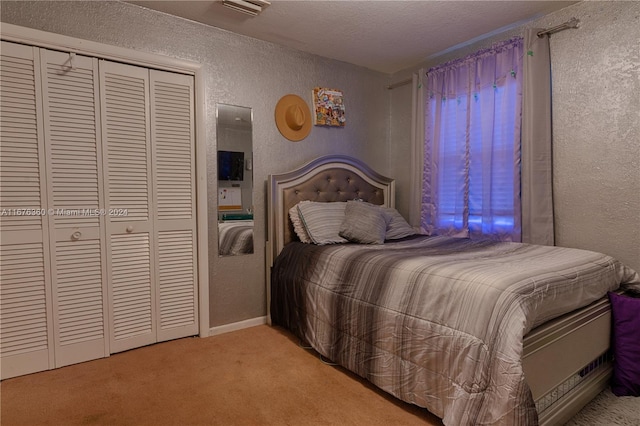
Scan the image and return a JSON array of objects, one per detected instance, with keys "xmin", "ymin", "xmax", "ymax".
[{"xmin": 608, "ymin": 291, "xmax": 640, "ymax": 396}]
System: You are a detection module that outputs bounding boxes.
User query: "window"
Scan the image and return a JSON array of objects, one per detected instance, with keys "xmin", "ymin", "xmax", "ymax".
[{"xmin": 422, "ymin": 38, "xmax": 523, "ymax": 241}]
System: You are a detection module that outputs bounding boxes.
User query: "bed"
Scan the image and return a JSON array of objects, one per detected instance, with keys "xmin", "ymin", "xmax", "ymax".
[
  {"xmin": 218, "ymin": 220, "xmax": 254, "ymax": 255},
  {"xmin": 265, "ymin": 155, "xmax": 640, "ymax": 426}
]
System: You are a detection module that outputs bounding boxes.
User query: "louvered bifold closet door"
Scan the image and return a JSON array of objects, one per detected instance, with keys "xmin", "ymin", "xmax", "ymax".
[
  {"xmin": 0, "ymin": 41, "xmax": 54, "ymax": 379},
  {"xmin": 39, "ymin": 49, "xmax": 109, "ymax": 367},
  {"xmin": 150, "ymin": 70, "xmax": 198, "ymax": 342},
  {"xmin": 99, "ymin": 61, "xmax": 156, "ymax": 353}
]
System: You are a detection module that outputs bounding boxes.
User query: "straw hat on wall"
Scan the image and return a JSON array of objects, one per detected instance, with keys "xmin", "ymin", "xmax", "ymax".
[{"xmin": 275, "ymin": 94, "xmax": 312, "ymax": 142}]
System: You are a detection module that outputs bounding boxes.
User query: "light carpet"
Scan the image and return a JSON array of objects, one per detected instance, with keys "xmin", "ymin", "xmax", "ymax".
[{"xmin": 566, "ymin": 388, "xmax": 640, "ymax": 426}]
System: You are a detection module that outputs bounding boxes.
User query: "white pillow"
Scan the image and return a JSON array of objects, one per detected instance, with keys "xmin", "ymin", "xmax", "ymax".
[
  {"xmin": 289, "ymin": 202, "xmax": 312, "ymax": 243},
  {"xmin": 297, "ymin": 201, "xmax": 348, "ymax": 245}
]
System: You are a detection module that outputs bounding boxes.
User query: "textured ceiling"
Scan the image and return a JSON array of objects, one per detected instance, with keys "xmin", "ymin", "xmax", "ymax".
[{"xmin": 127, "ymin": 0, "xmax": 577, "ymax": 74}]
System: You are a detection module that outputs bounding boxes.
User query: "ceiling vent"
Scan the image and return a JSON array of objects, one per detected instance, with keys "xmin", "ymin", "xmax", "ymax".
[{"xmin": 222, "ymin": 0, "xmax": 270, "ymax": 16}]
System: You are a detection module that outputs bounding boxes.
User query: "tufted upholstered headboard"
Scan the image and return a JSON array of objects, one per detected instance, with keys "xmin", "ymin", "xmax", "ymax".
[{"xmin": 266, "ymin": 155, "xmax": 395, "ymax": 322}]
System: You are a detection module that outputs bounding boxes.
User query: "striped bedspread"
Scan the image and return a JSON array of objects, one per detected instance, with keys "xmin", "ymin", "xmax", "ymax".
[
  {"xmin": 271, "ymin": 235, "xmax": 640, "ymax": 425},
  {"xmin": 218, "ymin": 221, "xmax": 254, "ymax": 255}
]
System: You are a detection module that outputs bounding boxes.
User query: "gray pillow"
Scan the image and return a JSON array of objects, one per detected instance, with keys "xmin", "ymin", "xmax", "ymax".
[
  {"xmin": 339, "ymin": 201, "xmax": 389, "ymax": 244},
  {"xmin": 382, "ymin": 207, "xmax": 416, "ymax": 240},
  {"xmin": 297, "ymin": 201, "xmax": 348, "ymax": 245}
]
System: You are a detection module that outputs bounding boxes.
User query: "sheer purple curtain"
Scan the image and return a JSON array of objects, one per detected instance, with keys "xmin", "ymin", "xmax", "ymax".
[{"xmin": 422, "ymin": 38, "xmax": 524, "ymax": 241}]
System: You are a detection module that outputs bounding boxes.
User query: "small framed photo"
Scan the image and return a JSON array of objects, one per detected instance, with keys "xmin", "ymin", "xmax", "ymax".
[{"xmin": 312, "ymin": 87, "xmax": 345, "ymax": 127}]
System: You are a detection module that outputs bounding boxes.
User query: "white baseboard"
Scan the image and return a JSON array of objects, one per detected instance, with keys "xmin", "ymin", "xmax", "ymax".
[{"xmin": 208, "ymin": 316, "xmax": 267, "ymax": 337}]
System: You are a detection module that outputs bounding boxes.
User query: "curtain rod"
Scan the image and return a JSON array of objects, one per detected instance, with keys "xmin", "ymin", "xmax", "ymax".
[
  {"xmin": 537, "ymin": 17, "xmax": 580, "ymax": 38},
  {"xmin": 388, "ymin": 17, "xmax": 579, "ymax": 89},
  {"xmin": 386, "ymin": 78, "xmax": 411, "ymax": 90}
]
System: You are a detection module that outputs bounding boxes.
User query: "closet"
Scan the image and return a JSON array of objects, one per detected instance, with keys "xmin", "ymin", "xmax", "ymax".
[{"xmin": 0, "ymin": 41, "xmax": 198, "ymax": 379}]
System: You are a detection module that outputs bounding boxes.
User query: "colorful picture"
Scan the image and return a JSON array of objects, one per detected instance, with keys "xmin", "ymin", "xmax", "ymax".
[{"xmin": 312, "ymin": 87, "xmax": 345, "ymax": 126}]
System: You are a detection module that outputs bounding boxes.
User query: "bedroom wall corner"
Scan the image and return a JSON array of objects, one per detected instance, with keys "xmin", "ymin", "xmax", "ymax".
[{"xmin": 387, "ymin": 76, "xmax": 415, "ymax": 221}]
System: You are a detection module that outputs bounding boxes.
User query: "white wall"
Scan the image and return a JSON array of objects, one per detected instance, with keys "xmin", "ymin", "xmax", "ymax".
[{"xmin": 544, "ymin": 1, "xmax": 639, "ymax": 272}]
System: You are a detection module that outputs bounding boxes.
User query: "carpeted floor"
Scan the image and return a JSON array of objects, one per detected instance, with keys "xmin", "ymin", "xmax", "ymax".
[
  {"xmin": 0, "ymin": 325, "xmax": 440, "ymax": 426},
  {"xmin": 566, "ymin": 388, "xmax": 640, "ymax": 426},
  {"xmin": 0, "ymin": 325, "xmax": 638, "ymax": 425}
]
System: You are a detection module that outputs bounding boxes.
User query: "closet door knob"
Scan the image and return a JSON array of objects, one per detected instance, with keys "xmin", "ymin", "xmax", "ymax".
[
  {"xmin": 126, "ymin": 225, "xmax": 134, "ymax": 233},
  {"xmin": 71, "ymin": 231, "xmax": 82, "ymax": 241}
]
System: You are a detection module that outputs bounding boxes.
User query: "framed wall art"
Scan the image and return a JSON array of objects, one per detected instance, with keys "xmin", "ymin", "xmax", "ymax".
[{"xmin": 312, "ymin": 87, "xmax": 345, "ymax": 127}]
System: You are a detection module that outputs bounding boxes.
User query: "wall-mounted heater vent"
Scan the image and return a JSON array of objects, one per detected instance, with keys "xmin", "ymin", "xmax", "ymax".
[{"xmin": 222, "ymin": 0, "xmax": 271, "ymax": 16}]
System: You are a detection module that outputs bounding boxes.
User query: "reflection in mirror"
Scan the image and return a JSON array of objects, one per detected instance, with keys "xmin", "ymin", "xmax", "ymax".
[{"xmin": 216, "ymin": 104, "xmax": 254, "ymax": 256}]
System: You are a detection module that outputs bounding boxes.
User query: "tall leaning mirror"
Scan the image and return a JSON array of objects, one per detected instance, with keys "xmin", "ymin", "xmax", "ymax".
[{"xmin": 216, "ymin": 104, "xmax": 254, "ymax": 256}]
